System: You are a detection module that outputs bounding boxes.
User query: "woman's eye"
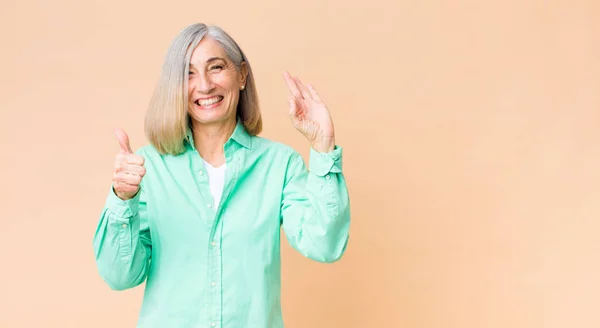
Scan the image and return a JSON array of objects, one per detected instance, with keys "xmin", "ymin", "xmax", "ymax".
[{"xmin": 210, "ymin": 65, "xmax": 224, "ymax": 71}]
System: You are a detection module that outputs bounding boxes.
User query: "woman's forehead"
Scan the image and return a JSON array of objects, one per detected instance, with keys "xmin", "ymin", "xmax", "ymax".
[{"xmin": 190, "ymin": 38, "xmax": 227, "ymax": 64}]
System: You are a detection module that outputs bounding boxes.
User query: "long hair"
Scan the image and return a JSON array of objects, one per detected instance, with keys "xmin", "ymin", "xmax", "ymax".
[{"xmin": 144, "ymin": 23, "xmax": 262, "ymax": 155}]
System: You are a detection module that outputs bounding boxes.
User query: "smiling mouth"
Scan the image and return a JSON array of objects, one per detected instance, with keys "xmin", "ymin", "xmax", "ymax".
[{"xmin": 195, "ymin": 96, "xmax": 224, "ymax": 108}]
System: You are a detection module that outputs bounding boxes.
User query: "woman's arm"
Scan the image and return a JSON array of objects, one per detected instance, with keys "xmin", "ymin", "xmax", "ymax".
[
  {"xmin": 280, "ymin": 146, "xmax": 351, "ymax": 263},
  {"xmin": 93, "ymin": 130, "xmax": 151, "ymax": 290},
  {"xmin": 93, "ymin": 185, "xmax": 152, "ymax": 291}
]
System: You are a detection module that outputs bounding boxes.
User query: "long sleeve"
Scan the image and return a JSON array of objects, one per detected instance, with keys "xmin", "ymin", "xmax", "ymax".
[
  {"xmin": 93, "ymin": 184, "xmax": 152, "ymax": 290},
  {"xmin": 280, "ymin": 146, "xmax": 351, "ymax": 263}
]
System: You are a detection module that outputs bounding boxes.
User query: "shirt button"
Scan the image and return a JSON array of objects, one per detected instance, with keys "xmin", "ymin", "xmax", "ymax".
[
  {"xmin": 121, "ymin": 224, "xmax": 127, "ymax": 228},
  {"xmin": 211, "ymin": 323, "xmax": 216, "ymax": 327},
  {"xmin": 325, "ymin": 174, "xmax": 331, "ymax": 180},
  {"xmin": 211, "ymin": 281, "xmax": 216, "ymax": 287},
  {"xmin": 211, "ymin": 241, "xmax": 217, "ymax": 247},
  {"xmin": 207, "ymin": 203, "xmax": 212, "ymax": 208}
]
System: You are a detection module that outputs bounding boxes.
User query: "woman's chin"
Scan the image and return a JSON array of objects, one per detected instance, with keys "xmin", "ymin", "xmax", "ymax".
[{"xmin": 190, "ymin": 110, "xmax": 233, "ymax": 125}]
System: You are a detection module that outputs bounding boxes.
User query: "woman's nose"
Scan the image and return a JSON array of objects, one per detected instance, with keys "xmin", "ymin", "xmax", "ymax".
[{"xmin": 193, "ymin": 74, "xmax": 214, "ymax": 94}]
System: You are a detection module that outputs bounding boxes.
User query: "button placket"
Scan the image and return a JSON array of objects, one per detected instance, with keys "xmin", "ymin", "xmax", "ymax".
[
  {"xmin": 208, "ymin": 210, "xmax": 224, "ymax": 328},
  {"xmin": 206, "ymin": 150, "xmax": 241, "ymax": 327}
]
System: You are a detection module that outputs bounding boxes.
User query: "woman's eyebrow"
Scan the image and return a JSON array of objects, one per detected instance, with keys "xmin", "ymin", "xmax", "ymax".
[
  {"xmin": 206, "ymin": 57, "xmax": 225, "ymax": 63},
  {"xmin": 189, "ymin": 58, "xmax": 225, "ymax": 68}
]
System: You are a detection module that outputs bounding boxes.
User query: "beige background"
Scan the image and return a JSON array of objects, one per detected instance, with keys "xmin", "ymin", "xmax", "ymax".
[{"xmin": 1, "ymin": 0, "xmax": 600, "ymax": 327}]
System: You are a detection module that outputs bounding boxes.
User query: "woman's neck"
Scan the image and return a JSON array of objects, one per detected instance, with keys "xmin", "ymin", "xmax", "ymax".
[{"xmin": 191, "ymin": 118, "xmax": 236, "ymax": 167}]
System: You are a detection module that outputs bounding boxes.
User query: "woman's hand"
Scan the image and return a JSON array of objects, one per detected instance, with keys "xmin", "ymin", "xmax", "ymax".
[
  {"xmin": 112, "ymin": 128, "xmax": 146, "ymax": 200},
  {"xmin": 283, "ymin": 71, "xmax": 335, "ymax": 153}
]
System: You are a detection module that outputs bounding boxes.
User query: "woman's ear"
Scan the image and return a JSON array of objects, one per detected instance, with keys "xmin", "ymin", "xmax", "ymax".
[{"xmin": 240, "ymin": 62, "xmax": 248, "ymax": 88}]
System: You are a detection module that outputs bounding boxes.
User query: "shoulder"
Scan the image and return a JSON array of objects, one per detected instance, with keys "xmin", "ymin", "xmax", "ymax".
[
  {"xmin": 134, "ymin": 144, "xmax": 162, "ymax": 160},
  {"xmin": 249, "ymin": 136, "xmax": 307, "ymax": 178},
  {"xmin": 250, "ymin": 135, "xmax": 302, "ymax": 160},
  {"xmin": 132, "ymin": 143, "xmax": 183, "ymax": 168}
]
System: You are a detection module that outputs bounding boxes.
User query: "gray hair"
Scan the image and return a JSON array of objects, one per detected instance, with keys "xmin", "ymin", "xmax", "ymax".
[{"xmin": 145, "ymin": 23, "xmax": 262, "ymax": 155}]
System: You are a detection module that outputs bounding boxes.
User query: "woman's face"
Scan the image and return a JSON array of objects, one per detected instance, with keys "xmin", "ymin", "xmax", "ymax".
[{"xmin": 187, "ymin": 37, "xmax": 246, "ymax": 127}]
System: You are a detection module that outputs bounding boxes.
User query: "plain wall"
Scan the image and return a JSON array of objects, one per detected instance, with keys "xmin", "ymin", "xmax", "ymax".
[{"xmin": 1, "ymin": 0, "xmax": 600, "ymax": 327}]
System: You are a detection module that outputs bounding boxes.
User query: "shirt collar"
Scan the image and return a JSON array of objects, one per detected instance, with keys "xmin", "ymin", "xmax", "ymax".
[{"xmin": 185, "ymin": 119, "xmax": 252, "ymax": 150}]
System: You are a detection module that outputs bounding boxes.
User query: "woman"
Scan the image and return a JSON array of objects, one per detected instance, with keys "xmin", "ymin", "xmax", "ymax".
[{"xmin": 93, "ymin": 22, "xmax": 350, "ymax": 327}]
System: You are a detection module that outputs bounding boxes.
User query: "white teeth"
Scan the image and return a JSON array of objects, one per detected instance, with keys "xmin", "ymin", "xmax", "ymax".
[{"xmin": 197, "ymin": 97, "xmax": 222, "ymax": 106}]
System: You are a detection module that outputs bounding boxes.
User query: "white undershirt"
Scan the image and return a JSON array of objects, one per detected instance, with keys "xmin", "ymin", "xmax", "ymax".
[{"xmin": 202, "ymin": 159, "xmax": 227, "ymax": 207}]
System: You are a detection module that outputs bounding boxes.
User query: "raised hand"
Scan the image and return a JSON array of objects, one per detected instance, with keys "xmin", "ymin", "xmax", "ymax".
[
  {"xmin": 112, "ymin": 128, "xmax": 146, "ymax": 200},
  {"xmin": 283, "ymin": 71, "xmax": 335, "ymax": 153}
]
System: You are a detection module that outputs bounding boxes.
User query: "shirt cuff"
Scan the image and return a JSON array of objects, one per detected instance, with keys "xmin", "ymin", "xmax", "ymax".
[
  {"xmin": 308, "ymin": 145, "xmax": 343, "ymax": 177},
  {"xmin": 105, "ymin": 185, "xmax": 141, "ymax": 218}
]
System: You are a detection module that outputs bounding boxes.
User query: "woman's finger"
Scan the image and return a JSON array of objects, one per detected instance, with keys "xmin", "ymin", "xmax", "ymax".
[
  {"xmin": 114, "ymin": 181, "xmax": 140, "ymax": 194},
  {"xmin": 288, "ymin": 96, "xmax": 300, "ymax": 117},
  {"xmin": 124, "ymin": 164, "xmax": 146, "ymax": 177},
  {"xmin": 114, "ymin": 171, "xmax": 142, "ymax": 186},
  {"xmin": 283, "ymin": 71, "xmax": 303, "ymax": 99},
  {"xmin": 115, "ymin": 153, "xmax": 145, "ymax": 166},
  {"xmin": 114, "ymin": 162, "xmax": 145, "ymax": 176},
  {"xmin": 294, "ymin": 77, "xmax": 312, "ymax": 100},
  {"xmin": 307, "ymin": 84, "xmax": 322, "ymax": 102}
]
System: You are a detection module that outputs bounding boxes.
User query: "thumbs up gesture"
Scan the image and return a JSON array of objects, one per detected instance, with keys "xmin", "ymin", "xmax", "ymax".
[{"xmin": 112, "ymin": 128, "xmax": 146, "ymax": 200}]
